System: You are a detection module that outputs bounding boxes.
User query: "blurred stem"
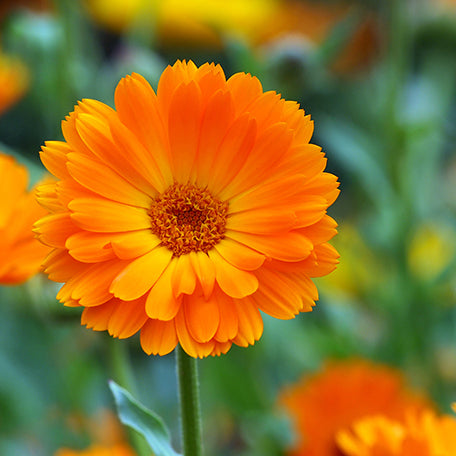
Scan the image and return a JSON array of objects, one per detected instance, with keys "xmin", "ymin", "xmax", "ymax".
[
  {"xmin": 176, "ymin": 345, "xmax": 204, "ymax": 456},
  {"xmin": 385, "ymin": 0, "xmax": 410, "ymax": 190},
  {"xmin": 109, "ymin": 341, "xmax": 150, "ymax": 456}
]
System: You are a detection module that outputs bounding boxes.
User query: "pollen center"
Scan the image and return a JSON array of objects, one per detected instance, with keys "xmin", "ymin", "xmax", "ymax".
[{"xmin": 148, "ymin": 183, "xmax": 229, "ymax": 256}]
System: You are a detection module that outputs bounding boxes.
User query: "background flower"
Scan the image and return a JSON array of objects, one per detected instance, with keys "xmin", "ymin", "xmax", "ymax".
[
  {"xmin": 279, "ymin": 359, "xmax": 430, "ymax": 456},
  {"xmin": 0, "ymin": 152, "xmax": 49, "ymax": 284},
  {"xmin": 336, "ymin": 408, "xmax": 456, "ymax": 456},
  {"xmin": 0, "ymin": 52, "xmax": 29, "ymax": 116}
]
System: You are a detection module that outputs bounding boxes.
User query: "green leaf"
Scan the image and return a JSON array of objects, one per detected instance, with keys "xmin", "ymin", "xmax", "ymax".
[{"xmin": 109, "ymin": 380, "xmax": 181, "ymax": 456}]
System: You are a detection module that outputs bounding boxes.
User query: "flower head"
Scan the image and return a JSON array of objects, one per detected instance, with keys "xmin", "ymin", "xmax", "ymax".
[
  {"xmin": 35, "ymin": 60, "xmax": 339, "ymax": 358},
  {"xmin": 279, "ymin": 359, "xmax": 430, "ymax": 456},
  {"xmin": 0, "ymin": 153, "xmax": 49, "ymax": 284},
  {"xmin": 336, "ymin": 408, "xmax": 456, "ymax": 456}
]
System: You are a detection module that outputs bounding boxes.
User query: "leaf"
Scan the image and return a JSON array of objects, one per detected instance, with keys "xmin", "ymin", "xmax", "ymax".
[{"xmin": 109, "ymin": 380, "xmax": 181, "ymax": 456}]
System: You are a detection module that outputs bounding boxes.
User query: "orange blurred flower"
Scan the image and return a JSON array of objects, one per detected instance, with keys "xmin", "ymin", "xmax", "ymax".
[
  {"xmin": 0, "ymin": 52, "xmax": 29, "ymax": 116},
  {"xmin": 34, "ymin": 60, "xmax": 339, "ymax": 358},
  {"xmin": 279, "ymin": 359, "xmax": 430, "ymax": 456},
  {"xmin": 337, "ymin": 408, "xmax": 456, "ymax": 456},
  {"xmin": 55, "ymin": 443, "xmax": 137, "ymax": 456},
  {"xmin": 0, "ymin": 0, "xmax": 50, "ymax": 21},
  {"xmin": 0, "ymin": 153, "xmax": 49, "ymax": 284},
  {"xmin": 268, "ymin": 0, "xmax": 381, "ymax": 72}
]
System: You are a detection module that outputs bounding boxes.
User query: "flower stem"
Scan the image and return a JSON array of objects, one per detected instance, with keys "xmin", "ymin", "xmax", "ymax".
[{"xmin": 176, "ymin": 345, "xmax": 204, "ymax": 456}]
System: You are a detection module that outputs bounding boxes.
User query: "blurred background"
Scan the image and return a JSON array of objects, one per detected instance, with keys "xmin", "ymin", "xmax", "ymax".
[{"xmin": 1, "ymin": 0, "xmax": 456, "ymax": 455}]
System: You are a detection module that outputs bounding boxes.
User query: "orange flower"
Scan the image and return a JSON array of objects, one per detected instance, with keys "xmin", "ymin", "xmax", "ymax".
[
  {"xmin": 279, "ymin": 359, "xmax": 430, "ymax": 456},
  {"xmin": 0, "ymin": 53, "xmax": 29, "ymax": 116},
  {"xmin": 0, "ymin": 153, "xmax": 49, "ymax": 284},
  {"xmin": 55, "ymin": 443, "xmax": 137, "ymax": 456},
  {"xmin": 34, "ymin": 60, "xmax": 339, "ymax": 358},
  {"xmin": 336, "ymin": 409, "xmax": 456, "ymax": 456}
]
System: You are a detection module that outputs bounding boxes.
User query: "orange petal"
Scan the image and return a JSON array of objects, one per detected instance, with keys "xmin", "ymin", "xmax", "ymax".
[
  {"xmin": 107, "ymin": 297, "xmax": 148, "ymax": 339},
  {"xmin": 183, "ymin": 294, "xmax": 220, "ymax": 343},
  {"xmin": 214, "ymin": 238, "xmax": 265, "ymax": 271},
  {"xmin": 171, "ymin": 254, "xmax": 197, "ymax": 297},
  {"xmin": 75, "ymin": 113, "xmax": 159, "ymax": 197},
  {"xmin": 114, "ymin": 73, "xmax": 173, "ymax": 187},
  {"xmin": 306, "ymin": 243, "xmax": 340, "ymax": 277},
  {"xmin": 213, "ymin": 288, "xmax": 238, "ymax": 342},
  {"xmin": 226, "ymin": 230, "xmax": 313, "ymax": 262},
  {"xmin": 167, "ymin": 80, "xmax": 202, "ymax": 183},
  {"xmin": 34, "ymin": 212, "xmax": 78, "ymax": 248},
  {"xmin": 110, "ymin": 246, "xmax": 173, "ymax": 300},
  {"xmin": 69, "ymin": 197, "xmax": 151, "ymax": 232},
  {"xmin": 194, "ymin": 62, "xmax": 227, "ymax": 100},
  {"xmin": 40, "ymin": 141, "xmax": 72, "ymax": 180},
  {"xmin": 157, "ymin": 60, "xmax": 198, "ymax": 118},
  {"xmin": 228, "ymin": 174, "xmax": 310, "ymax": 213},
  {"xmin": 253, "ymin": 268, "xmax": 312, "ymax": 319},
  {"xmin": 67, "ymin": 152, "xmax": 152, "ymax": 208},
  {"xmin": 232, "ymin": 298, "xmax": 263, "ymax": 346},
  {"xmin": 81, "ymin": 299, "xmax": 119, "ymax": 331},
  {"xmin": 218, "ymin": 122, "xmax": 293, "ymax": 201},
  {"xmin": 140, "ymin": 318, "xmax": 178, "ymax": 356},
  {"xmin": 58, "ymin": 259, "xmax": 127, "ymax": 307},
  {"xmin": 226, "ymin": 208, "xmax": 297, "ymax": 235},
  {"xmin": 208, "ymin": 248, "xmax": 258, "ymax": 298},
  {"xmin": 111, "ymin": 230, "xmax": 161, "ymax": 260},
  {"xmin": 194, "ymin": 90, "xmax": 235, "ymax": 187},
  {"xmin": 43, "ymin": 249, "xmax": 86, "ymax": 282},
  {"xmin": 226, "ymin": 72, "xmax": 263, "ymax": 116},
  {"xmin": 299, "ymin": 215, "xmax": 338, "ymax": 245},
  {"xmin": 174, "ymin": 307, "xmax": 215, "ymax": 358},
  {"xmin": 145, "ymin": 259, "xmax": 181, "ymax": 321},
  {"xmin": 210, "ymin": 341, "xmax": 233, "ymax": 356},
  {"xmin": 189, "ymin": 251, "xmax": 216, "ymax": 299},
  {"xmin": 207, "ymin": 114, "xmax": 257, "ymax": 196},
  {"xmin": 294, "ymin": 195, "xmax": 328, "ymax": 228},
  {"xmin": 66, "ymin": 231, "xmax": 117, "ymax": 263}
]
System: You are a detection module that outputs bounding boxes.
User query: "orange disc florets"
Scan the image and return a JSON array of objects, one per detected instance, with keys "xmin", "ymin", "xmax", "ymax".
[{"xmin": 148, "ymin": 183, "xmax": 228, "ymax": 256}]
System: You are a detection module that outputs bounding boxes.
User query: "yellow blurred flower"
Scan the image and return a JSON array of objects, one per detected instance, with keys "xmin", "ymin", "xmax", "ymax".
[
  {"xmin": 0, "ymin": 153, "xmax": 49, "ymax": 284},
  {"xmin": 279, "ymin": 358, "xmax": 430, "ymax": 456},
  {"xmin": 83, "ymin": 0, "xmax": 278, "ymax": 47},
  {"xmin": 337, "ymin": 408, "xmax": 456, "ymax": 456},
  {"xmin": 407, "ymin": 222, "xmax": 456, "ymax": 281},
  {"xmin": 0, "ymin": 52, "xmax": 29, "ymax": 116},
  {"xmin": 318, "ymin": 223, "xmax": 383, "ymax": 300}
]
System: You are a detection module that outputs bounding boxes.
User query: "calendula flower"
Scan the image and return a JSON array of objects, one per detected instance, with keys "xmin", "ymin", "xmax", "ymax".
[
  {"xmin": 0, "ymin": 52, "xmax": 29, "ymax": 116},
  {"xmin": 279, "ymin": 359, "xmax": 430, "ymax": 456},
  {"xmin": 55, "ymin": 443, "xmax": 137, "ymax": 456},
  {"xmin": 34, "ymin": 60, "xmax": 339, "ymax": 358},
  {"xmin": 0, "ymin": 153, "xmax": 49, "ymax": 284},
  {"xmin": 336, "ymin": 408, "xmax": 456, "ymax": 456}
]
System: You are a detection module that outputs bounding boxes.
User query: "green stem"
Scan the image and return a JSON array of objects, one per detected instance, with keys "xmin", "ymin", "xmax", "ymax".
[{"xmin": 176, "ymin": 345, "xmax": 204, "ymax": 456}]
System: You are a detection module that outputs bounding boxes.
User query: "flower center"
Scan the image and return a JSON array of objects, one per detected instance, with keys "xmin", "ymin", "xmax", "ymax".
[{"xmin": 148, "ymin": 183, "xmax": 229, "ymax": 256}]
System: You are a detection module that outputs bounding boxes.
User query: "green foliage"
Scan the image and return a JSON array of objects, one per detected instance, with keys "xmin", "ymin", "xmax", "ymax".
[{"xmin": 109, "ymin": 381, "xmax": 181, "ymax": 456}]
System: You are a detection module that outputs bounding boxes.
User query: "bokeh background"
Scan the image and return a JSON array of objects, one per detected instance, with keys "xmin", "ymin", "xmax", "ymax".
[{"xmin": 1, "ymin": 0, "xmax": 456, "ymax": 455}]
